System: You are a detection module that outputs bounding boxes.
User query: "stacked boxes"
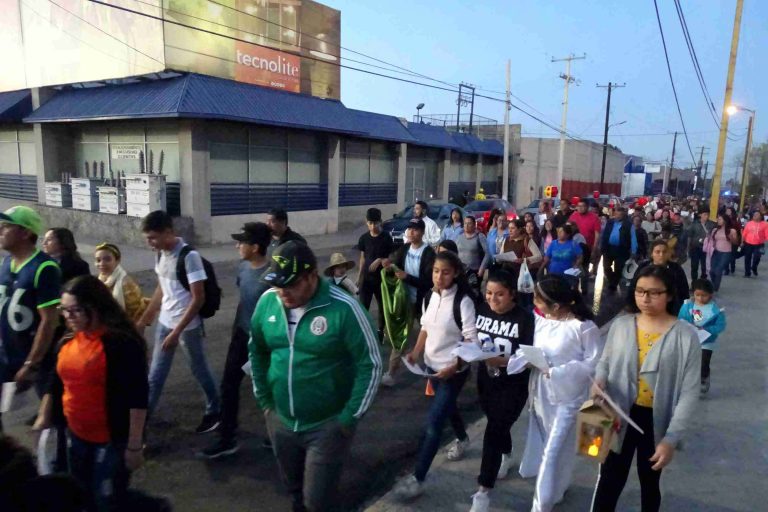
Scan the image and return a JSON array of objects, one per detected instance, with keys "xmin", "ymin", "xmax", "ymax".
[
  {"xmin": 125, "ymin": 174, "xmax": 166, "ymax": 218},
  {"xmin": 45, "ymin": 183, "xmax": 72, "ymax": 208},
  {"xmin": 70, "ymin": 178, "xmax": 101, "ymax": 211}
]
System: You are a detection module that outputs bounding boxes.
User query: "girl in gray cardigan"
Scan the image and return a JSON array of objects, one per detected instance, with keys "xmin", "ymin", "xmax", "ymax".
[{"xmin": 591, "ymin": 265, "xmax": 701, "ymax": 512}]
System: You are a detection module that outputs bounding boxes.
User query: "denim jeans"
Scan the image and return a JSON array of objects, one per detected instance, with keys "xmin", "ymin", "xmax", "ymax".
[
  {"xmin": 67, "ymin": 430, "xmax": 128, "ymax": 512},
  {"xmin": 414, "ymin": 368, "xmax": 470, "ymax": 482},
  {"xmin": 148, "ymin": 324, "xmax": 220, "ymax": 415},
  {"xmin": 709, "ymin": 250, "xmax": 731, "ymax": 291},
  {"xmin": 265, "ymin": 412, "xmax": 355, "ymax": 512}
]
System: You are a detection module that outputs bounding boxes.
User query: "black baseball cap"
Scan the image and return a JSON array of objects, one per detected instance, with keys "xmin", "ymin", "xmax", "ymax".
[
  {"xmin": 231, "ymin": 222, "xmax": 271, "ymax": 246},
  {"xmin": 407, "ymin": 218, "xmax": 426, "ymax": 232},
  {"xmin": 261, "ymin": 241, "xmax": 317, "ymax": 288}
]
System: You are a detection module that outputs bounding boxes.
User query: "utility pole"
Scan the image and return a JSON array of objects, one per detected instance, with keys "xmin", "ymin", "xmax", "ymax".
[
  {"xmin": 552, "ymin": 53, "xmax": 585, "ymax": 194},
  {"xmin": 664, "ymin": 131, "xmax": 678, "ymax": 194},
  {"xmin": 502, "ymin": 59, "xmax": 511, "ymax": 200},
  {"xmin": 596, "ymin": 82, "xmax": 626, "ymax": 192},
  {"xmin": 694, "ymin": 146, "xmax": 708, "ymax": 193},
  {"xmin": 710, "ymin": 0, "xmax": 744, "ymax": 218},
  {"xmin": 738, "ymin": 111, "xmax": 755, "ymax": 212}
]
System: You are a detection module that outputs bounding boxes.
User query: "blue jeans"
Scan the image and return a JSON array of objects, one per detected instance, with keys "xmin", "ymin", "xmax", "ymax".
[
  {"xmin": 148, "ymin": 324, "xmax": 220, "ymax": 415},
  {"xmin": 709, "ymin": 250, "xmax": 731, "ymax": 291},
  {"xmin": 414, "ymin": 368, "xmax": 469, "ymax": 482},
  {"xmin": 67, "ymin": 430, "xmax": 128, "ymax": 512}
]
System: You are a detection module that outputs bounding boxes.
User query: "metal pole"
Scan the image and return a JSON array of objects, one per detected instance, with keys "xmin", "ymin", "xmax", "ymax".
[
  {"xmin": 502, "ymin": 59, "xmax": 511, "ymax": 200},
  {"xmin": 738, "ymin": 112, "xmax": 755, "ymax": 212},
  {"xmin": 710, "ymin": 0, "xmax": 744, "ymax": 218},
  {"xmin": 665, "ymin": 131, "xmax": 678, "ymax": 194},
  {"xmin": 599, "ymin": 82, "xmax": 612, "ymax": 192},
  {"xmin": 469, "ymin": 87, "xmax": 476, "ymax": 132},
  {"xmin": 456, "ymin": 84, "xmax": 462, "ymax": 132},
  {"xmin": 556, "ymin": 57, "xmax": 571, "ymax": 195}
]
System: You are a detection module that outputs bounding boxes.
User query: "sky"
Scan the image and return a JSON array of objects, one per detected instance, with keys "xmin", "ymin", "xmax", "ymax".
[{"xmin": 325, "ymin": 0, "xmax": 766, "ymax": 182}]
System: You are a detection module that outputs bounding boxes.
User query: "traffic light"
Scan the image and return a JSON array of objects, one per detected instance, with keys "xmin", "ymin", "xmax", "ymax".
[
  {"xmin": 544, "ymin": 186, "xmax": 552, "ymax": 198},
  {"xmin": 551, "ymin": 186, "xmax": 559, "ymax": 198}
]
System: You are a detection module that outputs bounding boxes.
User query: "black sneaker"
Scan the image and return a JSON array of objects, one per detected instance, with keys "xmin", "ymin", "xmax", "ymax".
[
  {"xmin": 197, "ymin": 437, "xmax": 239, "ymax": 459},
  {"xmin": 195, "ymin": 413, "xmax": 221, "ymax": 434}
]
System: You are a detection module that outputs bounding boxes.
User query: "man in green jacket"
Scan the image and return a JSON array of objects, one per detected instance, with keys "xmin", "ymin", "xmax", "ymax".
[{"xmin": 249, "ymin": 241, "xmax": 382, "ymax": 512}]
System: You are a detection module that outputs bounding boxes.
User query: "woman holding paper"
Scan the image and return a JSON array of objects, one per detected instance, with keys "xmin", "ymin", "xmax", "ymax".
[
  {"xmin": 508, "ymin": 274, "xmax": 602, "ymax": 512},
  {"xmin": 591, "ymin": 265, "xmax": 701, "ymax": 512},
  {"xmin": 393, "ymin": 251, "xmax": 478, "ymax": 501},
  {"xmin": 468, "ymin": 269, "xmax": 534, "ymax": 512},
  {"xmin": 495, "ymin": 219, "xmax": 542, "ymax": 310}
]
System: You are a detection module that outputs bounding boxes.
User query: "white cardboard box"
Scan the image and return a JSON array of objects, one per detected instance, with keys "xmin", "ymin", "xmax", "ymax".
[
  {"xmin": 126, "ymin": 202, "xmax": 152, "ymax": 218},
  {"xmin": 97, "ymin": 187, "xmax": 126, "ymax": 214},
  {"xmin": 72, "ymin": 193, "xmax": 99, "ymax": 211},
  {"xmin": 70, "ymin": 178, "xmax": 102, "ymax": 196}
]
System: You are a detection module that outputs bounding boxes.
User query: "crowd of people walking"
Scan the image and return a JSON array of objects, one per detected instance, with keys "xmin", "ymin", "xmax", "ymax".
[{"xmin": 0, "ymin": 193, "xmax": 764, "ymax": 511}]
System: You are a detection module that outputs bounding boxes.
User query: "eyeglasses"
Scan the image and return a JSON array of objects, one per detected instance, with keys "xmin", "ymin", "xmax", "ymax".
[
  {"xmin": 58, "ymin": 305, "xmax": 86, "ymax": 317},
  {"xmin": 634, "ymin": 288, "xmax": 668, "ymax": 299}
]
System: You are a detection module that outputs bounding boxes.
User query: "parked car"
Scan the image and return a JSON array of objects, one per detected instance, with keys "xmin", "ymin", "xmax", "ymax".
[
  {"xmin": 517, "ymin": 198, "xmax": 561, "ymax": 219},
  {"xmin": 382, "ymin": 201, "xmax": 467, "ymax": 245},
  {"xmin": 463, "ymin": 199, "xmax": 517, "ymax": 233}
]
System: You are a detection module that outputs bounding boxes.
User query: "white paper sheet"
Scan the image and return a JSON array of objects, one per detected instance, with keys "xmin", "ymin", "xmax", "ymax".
[
  {"xmin": 564, "ymin": 267, "xmax": 582, "ymax": 277},
  {"xmin": 451, "ymin": 342, "xmax": 499, "ymax": 362},
  {"xmin": 696, "ymin": 329, "xmax": 711, "ymax": 343},
  {"xmin": 590, "ymin": 377, "xmax": 645, "ymax": 434},
  {"xmin": 1, "ymin": 382, "xmax": 29, "ymax": 414},
  {"xmin": 241, "ymin": 361, "xmax": 252, "ymax": 376},
  {"xmin": 515, "ymin": 345, "xmax": 550, "ymax": 372},
  {"xmin": 37, "ymin": 428, "xmax": 52, "ymax": 475},
  {"xmin": 401, "ymin": 356, "xmax": 430, "ymax": 377}
]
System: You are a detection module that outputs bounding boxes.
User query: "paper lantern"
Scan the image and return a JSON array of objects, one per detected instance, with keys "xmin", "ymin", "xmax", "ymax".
[{"xmin": 576, "ymin": 399, "xmax": 618, "ymax": 463}]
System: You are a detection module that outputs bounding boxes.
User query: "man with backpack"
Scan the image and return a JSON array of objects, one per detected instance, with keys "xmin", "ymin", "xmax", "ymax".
[{"xmin": 137, "ymin": 210, "xmax": 221, "ymax": 434}]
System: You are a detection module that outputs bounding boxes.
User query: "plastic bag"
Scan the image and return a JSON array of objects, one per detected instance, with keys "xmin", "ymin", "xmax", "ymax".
[{"xmin": 518, "ymin": 259, "xmax": 534, "ymax": 294}]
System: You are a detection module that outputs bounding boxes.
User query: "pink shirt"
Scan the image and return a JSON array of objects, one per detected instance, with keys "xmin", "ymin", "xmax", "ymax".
[
  {"xmin": 568, "ymin": 211, "xmax": 601, "ymax": 248},
  {"xmin": 742, "ymin": 220, "xmax": 768, "ymax": 245},
  {"xmin": 712, "ymin": 228, "xmax": 734, "ymax": 253}
]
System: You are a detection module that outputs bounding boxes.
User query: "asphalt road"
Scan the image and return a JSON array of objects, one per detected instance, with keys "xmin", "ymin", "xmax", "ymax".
[{"xmin": 4, "ymin": 246, "xmax": 626, "ymax": 511}]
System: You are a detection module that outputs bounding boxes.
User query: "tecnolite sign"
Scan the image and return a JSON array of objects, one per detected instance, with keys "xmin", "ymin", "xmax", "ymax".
[{"xmin": 234, "ymin": 42, "xmax": 301, "ymax": 93}]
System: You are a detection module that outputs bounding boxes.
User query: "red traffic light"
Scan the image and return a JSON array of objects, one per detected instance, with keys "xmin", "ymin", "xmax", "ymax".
[{"xmin": 593, "ymin": 190, "xmax": 600, "ymax": 199}]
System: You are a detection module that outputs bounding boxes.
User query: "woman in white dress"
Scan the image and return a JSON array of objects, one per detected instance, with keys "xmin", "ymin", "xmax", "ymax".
[{"xmin": 508, "ymin": 274, "xmax": 603, "ymax": 512}]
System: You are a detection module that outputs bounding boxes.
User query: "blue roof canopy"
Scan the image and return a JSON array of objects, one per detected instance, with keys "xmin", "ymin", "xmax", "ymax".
[
  {"xmin": 0, "ymin": 90, "xmax": 32, "ymax": 123},
  {"xmin": 346, "ymin": 109, "xmax": 415, "ymax": 143},
  {"xmin": 405, "ymin": 122, "xmax": 461, "ymax": 150}
]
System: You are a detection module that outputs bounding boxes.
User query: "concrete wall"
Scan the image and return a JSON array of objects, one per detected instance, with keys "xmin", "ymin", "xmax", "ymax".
[
  {"xmin": 338, "ymin": 203, "xmax": 400, "ymax": 230},
  {"xmin": 209, "ymin": 209, "xmax": 336, "ymax": 245},
  {"xmin": 0, "ymin": 196, "xmax": 194, "ymax": 246},
  {"xmin": 516, "ymin": 137, "xmax": 625, "ymax": 206}
]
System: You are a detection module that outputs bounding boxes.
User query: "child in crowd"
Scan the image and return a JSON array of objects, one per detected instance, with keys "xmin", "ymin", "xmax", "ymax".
[
  {"xmin": 678, "ymin": 278, "xmax": 726, "ymax": 394},
  {"xmin": 324, "ymin": 252, "xmax": 359, "ymax": 296},
  {"xmin": 94, "ymin": 243, "xmax": 147, "ymax": 322}
]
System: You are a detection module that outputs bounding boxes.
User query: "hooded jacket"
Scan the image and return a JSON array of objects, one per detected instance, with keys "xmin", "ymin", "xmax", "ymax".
[{"xmin": 249, "ymin": 279, "xmax": 381, "ymax": 432}]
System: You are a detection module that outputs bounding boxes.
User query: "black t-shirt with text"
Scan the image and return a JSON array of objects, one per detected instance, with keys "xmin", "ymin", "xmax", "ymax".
[{"xmin": 475, "ymin": 302, "xmax": 534, "ymax": 381}]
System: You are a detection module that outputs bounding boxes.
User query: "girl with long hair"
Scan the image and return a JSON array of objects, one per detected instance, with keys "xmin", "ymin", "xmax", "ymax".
[
  {"xmin": 394, "ymin": 251, "xmax": 478, "ymax": 501},
  {"xmin": 707, "ymin": 214, "xmax": 738, "ymax": 291},
  {"xmin": 33, "ymin": 276, "xmax": 148, "ymax": 511},
  {"xmin": 468, "ymin": 270, "xmax": 535, "ymax": 512},
  {"xmin": 42, "ymin": 228, "xmax": 90, "ymax": 283},
  {"xmin": 441, "ymin": 208, "xmax": 465, "ymax": 242},
  {"xmin": 723, "ymin": 207, "xmax": 742, "ymax": 275},
  {"xmin": 496, "ymin": 219, "xmax": 543, "ymax": 309},
  {"xmin": 591, "ymin": 265, "xmax": 700, "ymax": 512},
  {"xmin": 540, "ymin": 219, "xmax": 557, "ymax": 254},
  {"xmin": 526, "ymin": 219, "xmax": 541, "ymax": 248},
  {"xmin": 94, "ymin": 243, "xmax": 147, "ymax": 322},
  {"xmin": 508, "ymin": 275, "xmax": 602, "ymax": 512}
]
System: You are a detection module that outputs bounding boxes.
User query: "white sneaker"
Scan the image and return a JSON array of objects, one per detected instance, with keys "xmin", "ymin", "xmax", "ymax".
[
  {"xmin": 469, "ymin": 490, "xmax": 490, "ymax": 512},
  {"xmin": 446, "ymin": 437, "xmax": 470, "ymax": 461},
  {"xmin": 393, "ymin": 474, "xmax": 423, "ymax": 500},
  {"xmin": 381, "ymin": 373, "xmax": 396, "ymax": 387},
  {"xmin": 497, "ymin": 452, "xmax": 513, "ymax": 479}
]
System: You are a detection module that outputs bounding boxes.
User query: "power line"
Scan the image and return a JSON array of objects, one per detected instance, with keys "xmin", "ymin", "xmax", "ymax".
[
  {"xmin": 652, "ymin": 0, "xmax": 697, "ymax": 165},
  {"xmin": 89, "ymin": 0, "xmax": 601, "ymax": 149}
]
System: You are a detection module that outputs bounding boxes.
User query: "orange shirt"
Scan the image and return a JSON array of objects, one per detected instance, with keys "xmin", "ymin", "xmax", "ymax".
[
  {"xmin": 742, "ymin": 220, "xmax": 768, "ymax": 245},
  {"xmin": 57, "ymin": 330, "xmax": 110, "ymax": 443}
]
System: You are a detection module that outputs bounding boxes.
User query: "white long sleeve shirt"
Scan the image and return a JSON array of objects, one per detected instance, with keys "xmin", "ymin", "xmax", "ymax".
[
  {"xmin": 423, "ymin": 216, "xmax": 441, "ymax": 247},
  {"xmin": 420, "ymin": 285, "xmax": 479, "ymax": 371}
]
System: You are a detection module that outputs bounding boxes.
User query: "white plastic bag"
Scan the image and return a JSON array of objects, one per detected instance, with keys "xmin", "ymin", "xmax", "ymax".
[{"xmin": 518, "ymin": 259, "xmax": 535, "ymax": 294}]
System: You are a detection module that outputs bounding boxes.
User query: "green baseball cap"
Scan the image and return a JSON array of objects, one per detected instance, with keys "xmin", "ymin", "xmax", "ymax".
[
  {"xmin": 0, "ymin": 206, "xmax": 43, "ymax": 236},
  {"xmin": 261, "ymin": 241, "xmax": 317, "ymax": 288}
]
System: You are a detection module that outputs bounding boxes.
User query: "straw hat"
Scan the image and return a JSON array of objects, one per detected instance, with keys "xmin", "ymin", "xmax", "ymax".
[{"xmin": 324, "ymin": 252, "xmax": 355, "ymax": 276}]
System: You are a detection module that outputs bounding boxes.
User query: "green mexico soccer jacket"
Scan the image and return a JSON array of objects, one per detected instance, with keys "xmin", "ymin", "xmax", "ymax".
[{"xmin": 248, "ymin": 278, "xmax": 382, "ymax": 432}]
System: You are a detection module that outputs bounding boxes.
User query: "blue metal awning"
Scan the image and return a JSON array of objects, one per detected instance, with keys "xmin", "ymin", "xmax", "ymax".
[
  {"xmin": 25, "ymin": 74, "xmax": 366, "ymax": 136},
  {"xmin": 0, "ymin": 90, "xmax": 32, "ymax": 123},
  {"xmin": 346, "ymin": 109, "xmax": 416, "ymax": 143},
  {"xmin": 405, "ymin": 122, "xmax": 461, "ymax": 150}
]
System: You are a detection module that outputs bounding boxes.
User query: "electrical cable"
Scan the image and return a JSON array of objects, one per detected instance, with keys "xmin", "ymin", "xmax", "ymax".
[{"xmin": 652, "ymin": 0, "xmax": 697, "ymax": 164}]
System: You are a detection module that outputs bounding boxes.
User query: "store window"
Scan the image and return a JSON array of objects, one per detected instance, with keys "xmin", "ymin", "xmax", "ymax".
[{"xmin": 0, "ymin": 126, "xmax": 37, "ymax": 201}]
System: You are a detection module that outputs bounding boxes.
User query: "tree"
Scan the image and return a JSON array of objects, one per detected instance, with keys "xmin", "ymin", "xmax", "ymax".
[{"xmin": 732, "ymin": 139, "xmax": 768, "ymax": 203}]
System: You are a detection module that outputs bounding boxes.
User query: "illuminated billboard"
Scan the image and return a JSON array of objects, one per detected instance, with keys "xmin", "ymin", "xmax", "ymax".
[{"xmin": 0, "ymin": 0, "xmax": 341, "ymax": 100}]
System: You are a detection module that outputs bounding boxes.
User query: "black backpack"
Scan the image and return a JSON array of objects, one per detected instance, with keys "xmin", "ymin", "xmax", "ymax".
[
  {"xmin": 159, "ymin": 245, "xmax": 222, "ymax": 319},
  {"xmin": 423, "ymin": 285, "xmax": 476, "ymax": 331}
]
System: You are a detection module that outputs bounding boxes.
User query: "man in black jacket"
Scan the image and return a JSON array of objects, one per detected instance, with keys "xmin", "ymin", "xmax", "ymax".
[
  {"xmin": 600, "ymin": 207, "xmax": 637, "ymax": 291},
  {"xmin": 381, "ymin": 218, "xmax": 435, "ymax": 386},
  {"xmin": 687, "ymin": 210, "xmax": 715, "ymax": 281},
  {"xmin": 266, "ymin": 208, "xmax": 307, "ymax": 258}
]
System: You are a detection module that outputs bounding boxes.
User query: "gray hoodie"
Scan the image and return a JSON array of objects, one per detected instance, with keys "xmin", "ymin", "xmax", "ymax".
[{"xmin": 595, "ymin": 314, "xmax": 701, "ymax": 450}]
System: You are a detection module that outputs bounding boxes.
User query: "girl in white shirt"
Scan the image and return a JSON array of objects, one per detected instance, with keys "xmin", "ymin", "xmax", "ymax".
[
  {"xmin": 508, "ymin": 275, "xmax": 603, "ymax": 512},
  {"xmin": 394, "ymin": 251, "xmax": 479, "ymax": 500}
]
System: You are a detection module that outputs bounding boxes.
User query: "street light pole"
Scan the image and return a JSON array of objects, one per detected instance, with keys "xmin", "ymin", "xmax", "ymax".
[{"xmin": 738, "ymin": 110, "xmax": 755, "ymax": 212}]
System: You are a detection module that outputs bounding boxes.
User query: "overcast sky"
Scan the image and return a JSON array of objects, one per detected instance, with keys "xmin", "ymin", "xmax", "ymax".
[{"xmin": 327, "ymin": 0, "xmax": 766, "ymax": 182}]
